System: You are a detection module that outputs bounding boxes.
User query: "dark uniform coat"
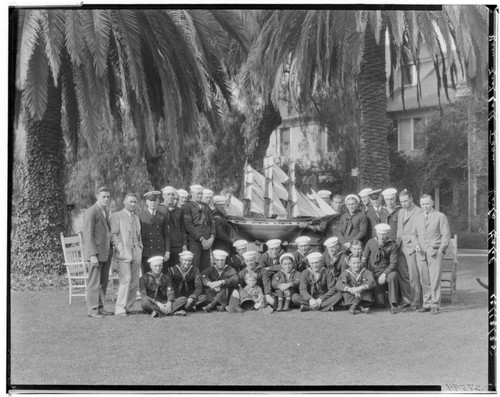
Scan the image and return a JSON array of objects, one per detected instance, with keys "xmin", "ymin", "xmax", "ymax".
[
  {"xmin": 298, "ymin": 267, "xmax": 338, "ymax": 301},
  {"xmin": 165, "ymin": 264, "xmax": 204, "ymax": 301},
  {"xmin": 157, "ymin": 205, "xmax": 187, "ymax": 249},
  {"xmin": 338, "ymin": 210, "xmax": 368, "ymax": 247},
  {"xmin": 212, "ymin": 208, "xmax": 233, "ymax": 252},
  {"xmin": 139, "ymin": 272, "xmax": 170, "ymax": 303},
  {"xmin": 336, "ymin": 268, "xmax": 376, "ymax": 305},
  {"xmin": 271, "ymin": 269, "xmax": 301, "ymax": 294},
  {"xmin": 258, "ymin": 251, "xmax": 281, "ymax": 272},
  {"xmin": 365, "ymin": 206, "xmax": 389, "ymax": 241},
  {"xmin": 380, "ymin": 206, "xmax": 401, "ymax": 241},
  {"xmin": 139, "ymin": 209, "xmax": 170, "ymax": 258},
  {"xmin": 322, "ymin": 251, "xmax": 347, "ymax": 278},
  {"xmin": 229, "ymin": 254, "xmax": 245, "ymax": 273},
  {"xmin": 292, "ymin": 250, "xmax": 309, "ymax": 272},
  {"xmin": 183, "ymin": 201, "xmax": 215, "ymax": 242}
]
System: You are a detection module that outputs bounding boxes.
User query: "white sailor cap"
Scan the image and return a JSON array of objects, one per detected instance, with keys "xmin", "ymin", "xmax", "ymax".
[
  {"xmin": 177, "ymin": 189, "xmax": 189, "ymax": 197},
  {"xmin": 266, "ymin": 239, "xmax": 282, "ymax": 249},
  {"xmin": 374, "ymin": 223, "xmax": 391, "ymax": 234},
  {"xmin": 279, "ymin": 253, "xmax": 295, "ymax": 263},
  {"xmin": 306, "ymin": 251, "xmax": 323, "ymax": 262},
  {"xmin": 317, "ymin": 190, "xmax": 332, "ymax": 198},
  {"xmin": 295, "ymin": 236, "xmax": 311, "ymax": 245},
  {"xmin": 233, "ymin": 240, "xmax": 248, "ymax": 249},
  {"xmin": 179, "ymin": 251, "xmax": 194, "ymax": 260},
  {"xmin": 358, "ymin": 188, "xmax": 373, "ymax": 198},
  {"xmin": 213, "ymin": 195, "xmax": 226, "ymax": 204},
  {"xmin": 212, "ymin": 250, "xmax": 229, "ymax": 260},
  {"xmin": 190, "ymin": 184, "xmax": 204, "ymax": 193},
  {"xmin": 242, "ymin": 251, "xmax": 257, "ymax": 260},
  {"xmin": 382, "ymin": 188, "xmax": 398, "ymax": 198},
  {"xmin": 203, "ymin": 189, "xmax": 214, "ymax": 196},
  {"xmin": 161, "ymin": 186, "xmax": 176, "ymax": 193},
  {"xmin": 147, "ymin": 256, "xmax": 164, "ymax": 265},
  {"xmin": 345, "ymin": 194, "xmax": 360, "ymax": 204},
  {"xmin": 324, "ymin": 237, "xmax": 339, "ymax": 247}
]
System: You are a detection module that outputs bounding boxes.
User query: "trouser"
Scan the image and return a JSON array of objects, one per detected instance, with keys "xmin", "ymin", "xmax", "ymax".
[
  {"xmin": 86, "ymin": 256, "xmax": 112, "ymax": 315},
  {"xmin": 397, "ymin": 251, "xmax": 412, "ymax": 305},
  {"xmin": 342, "ymin": 291, "xmax": 373, "ymax": 307},
  {"xmin": 205, "ymin": 287, "xmax": 232, "ymax": 308},
  {"xmin": 402, "ymin": 247, "xmax": 423, "ymax": 307},
  {"xmin": 416, "ymin": 249, "xmax": 443, "ymax": 308},
  {"xmin": 141, "ymin": 296, "xmax": 185, "ymax": 315},
  {"xmin": 188, "ymin": 240, "xmax": 211, "ymax": 272},
  {"xmin": 166, "ymin": 246, "xmax": 184, "ymax": 270},
  {"xmin": 373, "ymin": 271, "xmax": 399, "ymax": 306},
  {"xmin": 292, "ymin": 292, "xmax": 343, "ymax": 312},
  {"xmin": 115, "ymin": 250, "xmax": 142, "ymax": 315}
]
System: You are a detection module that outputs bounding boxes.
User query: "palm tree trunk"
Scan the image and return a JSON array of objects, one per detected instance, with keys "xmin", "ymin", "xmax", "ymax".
[
  {"xmin": 12, "ymin": 73, "xmax": 67, "ymax": 275},
  {"xmin": 358, "ymin": 23, "xmax": 390, "ymax": 189}
]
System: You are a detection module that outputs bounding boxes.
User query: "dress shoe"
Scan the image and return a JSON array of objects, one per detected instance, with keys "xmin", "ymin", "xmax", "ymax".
[
  {"xmin": 406, "ymin": 305, "xmax": 419, "ymax": 312},
  {"xmin": 98, "ymin": 308, "xmax": 114, "ymax": 316},
  {"xmin": 173, "ymin": 310, "xmax": 186, "ymax": 316},
  {"xmin": 216, "ymin": 305, "xmax": 225, "ymax": 312},
  {"xmin": 300, "ymin": 305, "xmax": 311, "ymax": 312},
  {"xmin": 202, "ymin": 306, "xmax": 212, "ymax": 313},
  {"xmin": 390, "ymin": 305, "xmax": 398, "ymax": 314},
  {"xmin": 417, "ymin": 307, "xmax": 431, "ymax": 313},
  {"xmin": 88, "ymin": 313, "xmax": 103, "ymax": 318},
  {"xmin": 116, "ymin": 312, "xmax": 128, "ymax": 317},
  {"xmin": 397, "ymin": 304, "xmax": 410, "ymax": 311},
  {"xmin": 431, "ymin": 307, "xmax": 439, "ymax": 315},
  {"xmin": 359, "ymin": 306, "xmax": 371, "ymax": 314}
]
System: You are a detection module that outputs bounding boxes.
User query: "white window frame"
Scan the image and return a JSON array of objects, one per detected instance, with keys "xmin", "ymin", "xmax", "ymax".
[
  {"xmin": 411, "ymin": 117, "xmax": 427, "ymax": 151},
  {"xmin": 279, "ymin": 127, "xmax": 291, "ymax": 156}
]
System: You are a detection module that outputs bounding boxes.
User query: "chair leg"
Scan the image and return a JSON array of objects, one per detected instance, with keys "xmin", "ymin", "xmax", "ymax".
[{"xmin": 69, "ymin": 281, "xmax": 72, "ymax": 305}]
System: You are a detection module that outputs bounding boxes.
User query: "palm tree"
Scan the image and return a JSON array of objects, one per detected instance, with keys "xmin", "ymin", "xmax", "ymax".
[
  {"xmin": 242, "ymin": 7, "xmax": 488, "ymax": 189},
  {"xmin": 12, "ymin": 8, "xmax": 254, "ymax": 275}
]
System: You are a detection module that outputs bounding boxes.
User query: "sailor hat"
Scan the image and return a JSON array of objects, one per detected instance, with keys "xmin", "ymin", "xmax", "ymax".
[
  {"xmin": 382, "ymin": 188, "xmax": 398, "ymax": 198},
  {"xmin": 374, "ymin": 223, "xmax": 391, "ymax": 234},
  {"xmin": 147, "ymin": 256, "xmax": 164, "ymax": 265},
  {"xmin": 266, "ymin": 239, "xmax": 282, "ymax": 249},
  {"xmin": 213, "ymin": 195, "xmax": 226, "ymax": 205},
  {"xmin": 324, "ymin": 237, "xmax": 339, "ymax": 247},
  {"xmin": 306, "ymin": 251, "xmax": 323, "ymax": 262},
  {"xmin": 161, "ymin": 186, "xmax": 176, "ymax": 194},
  {"xmin": 242, "ymin": 251, "xmax": 257, "ymax": 260},
  {"xmin": 344, "ymin": 194, "xmax": 360, "ymax": 204},
  {"xmin": 279, "ymin": 253, "xmax": 295, "ymax": 263},
  {"xmin": 203, "ymin": 189, "xmax": 214, "ymax": 196},
  {"xmin": 190, "ymin": 185, "xmax": 204, "ymax": 193},
  {"xmin": 179, "ymin": 251, "xmax": 194, "ymax": 260},
  {"xmin": 233, "ymin": 240, "xmax": 248, "ymax": 249},
  {"xmin": 177, "ymin": 189, "xmax": 189, "ymax": 197},
  {"xmin": 369, "ymin": 189, "xmax": 382, "ymax": 199},
  {"xmin": 295, "ymin": 236, "xmax": 311, "ymax": 245},
  {"xmin": 212, "ymin": 250, "xmax": 229, "ymax": 260}
]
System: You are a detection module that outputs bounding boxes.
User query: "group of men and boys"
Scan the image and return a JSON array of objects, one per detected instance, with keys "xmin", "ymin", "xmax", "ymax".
[{"xmin": 81, "ymin": 184, "xmax": 450, "ymax": 318}]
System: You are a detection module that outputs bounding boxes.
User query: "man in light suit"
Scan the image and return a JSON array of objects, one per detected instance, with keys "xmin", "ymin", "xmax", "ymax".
[
  {"xmin": 396, "ymin": 189, "xmax": 423, "ymax": 311},
  {"xmin": 82, "ymin": 187, "xmax": 113, "ymax": 318},
  {"xmin": 110, "ymin": 193, "xmax": 143, "ymax": 316},
  {"xmin": 412, "ymin": 194, "xmax": 451, "ymax": 315}
]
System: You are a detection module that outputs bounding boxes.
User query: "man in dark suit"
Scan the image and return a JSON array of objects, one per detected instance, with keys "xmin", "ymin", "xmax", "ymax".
[
  {"xmin": 110, "ymin": 193, "xmax": 143, "ymax": 317},
  {"xmin": 338, "ymin": 194, "xmax": 368, "ymax": 252},
  {"xmin": 365, "ymin": 189, "xmax": 386, "ymax": 241},
  {"xmin": 183, "ymin": 184, "xmax": 215, "ymax": 272},
  {"xmin": 139, "ymin": 191, "xmax": 170, "ymax": 275},
  {"xmin": 157, "ymin": 186, "xmax": 187, "ymax": 269},
  {"xmin": 396, "ymin": 189, "xmax": 423, "ymax": 311},
  {"xmin": 413, "ymin": 194, "xmax": 451, "ymax": 315},
  {"xmin": 82, "ymin": 186, "xmax": 113, "ymax": 318}
]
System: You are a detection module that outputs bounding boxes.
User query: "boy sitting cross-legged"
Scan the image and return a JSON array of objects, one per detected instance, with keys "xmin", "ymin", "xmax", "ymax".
[{"xmin": 337, "ymin": 255, "xmax": 376, "ymax": 315}]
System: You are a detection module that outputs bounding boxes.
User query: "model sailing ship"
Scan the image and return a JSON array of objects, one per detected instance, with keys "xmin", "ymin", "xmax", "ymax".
[{"xmin": 225, "ymin": 155, "xmax": 337, "ymax": 242}]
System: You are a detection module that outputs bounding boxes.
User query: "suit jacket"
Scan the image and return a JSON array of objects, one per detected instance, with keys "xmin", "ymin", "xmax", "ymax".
[
  {"xmin": 110, "ymin": 209, "xmax": 143, "ymax": 261},
  {"xmin": 396, "ymin": 203, "xmax": 423, "ymax": 254},
  {"xmin": 82, "ymin": 203, "xmax": 111, "ymax": 262},
  {"xmin": 412, "ymin": 209, "xmax": 451, "ymax": 256},
  {"xmin": 292, "ymin": 250, "xmax": 309, "ymax": 272},
  {"xmin": 365, "ymin": 206, "xmax": 388, "ymax": 240},
  {"xmin": 212, "ymin": 209, "xmax": 233, "ymax": 251},
  {"xmin": 381, "ymin": 206, "xmax": 401, "ymax": 241},
  {"xmin": 138, "ymin": 209, "xmax": 170, "ymax": 258},
  {"xmin": 157, "ymin": 205, "xmax": 187, "ymax": 248}
]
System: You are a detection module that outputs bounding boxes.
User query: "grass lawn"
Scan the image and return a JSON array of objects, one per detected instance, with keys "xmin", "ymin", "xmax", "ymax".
[{"xmin": 9, "ymin": 252, "xmax": 490, "ymax": 390}]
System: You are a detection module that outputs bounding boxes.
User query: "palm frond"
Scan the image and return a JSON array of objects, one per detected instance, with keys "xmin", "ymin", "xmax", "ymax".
[
  {"xmin": 64, "ymin": 10, "xmax": 83, "ymax": 65},
  {"xmin": 40, "ymin": 9, "xmax": 65, "ymax": 86},
  {"xmin": 16, "ymin": 9, "xmax": 42, "ymax": 89},
  {"xmin": 60, "ymin": 46, "xmax": 79, "ymax": 156},
  {"xmin": 23, "ymin": 33, "xmax": 49, "ymax": 120},
  {"xmin": 80, "ymin": 9, "xmax": 111, "ymax": 77}
]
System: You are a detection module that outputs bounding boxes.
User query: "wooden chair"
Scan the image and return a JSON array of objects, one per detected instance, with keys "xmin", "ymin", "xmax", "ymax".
[
  {"xmin": 60, "ymin": 232, "xmax": 88, "ymax": 304},
  {"xmin": 441, "ymin": 234, "xmax": 458, "ymax": 303}
]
